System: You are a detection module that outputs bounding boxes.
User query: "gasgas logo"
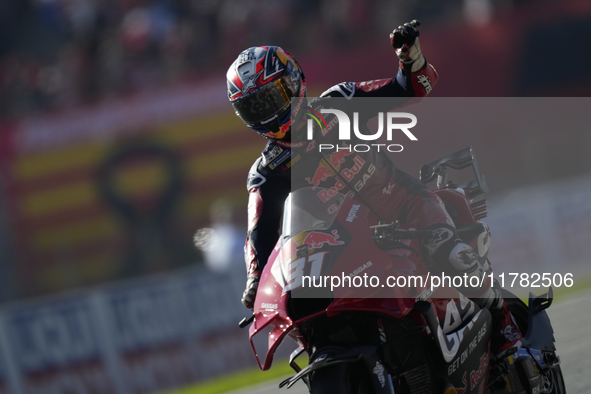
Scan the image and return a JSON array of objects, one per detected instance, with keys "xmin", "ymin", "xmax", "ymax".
[{"xmin": 306, "ymin": 109, "xmax": 417, "ymax": 152}]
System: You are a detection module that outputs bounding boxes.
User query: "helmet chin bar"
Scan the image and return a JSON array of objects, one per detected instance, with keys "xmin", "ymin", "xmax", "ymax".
[
  {"xmin": 262, "ymin": 120, "xmax": 292, "ymax": 140},
  {"xmin": 256, "ymin": 93, "xmax": 307, "ymax": 141}
]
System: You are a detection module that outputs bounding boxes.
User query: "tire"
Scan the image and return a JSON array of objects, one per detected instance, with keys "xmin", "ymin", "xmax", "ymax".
[
  {"xmin": 309, "ymin": 362, "xmax": 374, "ymax": 394},
  {"xmin": 541, "ymin": 365, "xmax": 567, "ymax": 394}
]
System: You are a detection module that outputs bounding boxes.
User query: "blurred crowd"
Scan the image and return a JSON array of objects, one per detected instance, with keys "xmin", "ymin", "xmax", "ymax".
[
  {"xmin": 0, "ymin": 0, "xmax": 526, "ymax": 121},
  {"xmin": 0, "ymin": 0, "xmax": 218, "ymax": 119}
]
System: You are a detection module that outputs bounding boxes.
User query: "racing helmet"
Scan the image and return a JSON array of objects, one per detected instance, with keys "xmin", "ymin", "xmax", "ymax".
[{"xmin": 226, "ymin": 46, "xmax": 307, "ymax": 140}]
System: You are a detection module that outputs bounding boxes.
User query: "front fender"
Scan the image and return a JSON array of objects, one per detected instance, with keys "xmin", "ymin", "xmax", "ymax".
[{"xmin": 503, "ymin": 288, "xmax": 556, "ymax": 352}]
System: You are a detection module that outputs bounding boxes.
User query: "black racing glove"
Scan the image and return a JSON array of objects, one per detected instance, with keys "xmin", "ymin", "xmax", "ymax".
[
  {"xmin": 241, "ymin": 272, "xmax": 260, "ymax": 310},
  {"xmin": 390, "ymin": 20, "xmax": 420, "ymax": 49},
  {"xmin": 390, "ymin": 20, "xmax": 425, "ymax": 73}
]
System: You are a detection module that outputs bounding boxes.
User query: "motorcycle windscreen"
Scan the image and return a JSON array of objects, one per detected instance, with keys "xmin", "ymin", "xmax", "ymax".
[
  {"xmin": 281, "ymin": 188, "xmax": 344, "ymax": 239},
  {"xmin": 275, "ymin": 188, "xmax": 421, "ymax": 301},
  {"xmin": 275, "ymin": 188, "xmax": 349, "ymax": 298}
]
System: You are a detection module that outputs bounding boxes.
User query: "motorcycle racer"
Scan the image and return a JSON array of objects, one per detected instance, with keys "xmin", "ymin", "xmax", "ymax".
[{"xmin": 226, "ymin": 21, "xmax": 522, "ymax": 359}]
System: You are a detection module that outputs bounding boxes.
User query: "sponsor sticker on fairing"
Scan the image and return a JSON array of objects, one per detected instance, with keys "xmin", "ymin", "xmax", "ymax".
[{"xmin": 346, "ymin": 204, "xmax": 360, "ymax": 222}]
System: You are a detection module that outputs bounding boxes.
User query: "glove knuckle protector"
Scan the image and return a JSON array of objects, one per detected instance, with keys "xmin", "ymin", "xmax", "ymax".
[{"xmin": 241, "ymin": 272, "xmax": 261, "ymax": 310}]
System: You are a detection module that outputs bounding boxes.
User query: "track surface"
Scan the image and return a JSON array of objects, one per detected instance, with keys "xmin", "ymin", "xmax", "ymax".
[{"xmin": 233, "ymin": 291, "xmax": 591, "ymax": 394}]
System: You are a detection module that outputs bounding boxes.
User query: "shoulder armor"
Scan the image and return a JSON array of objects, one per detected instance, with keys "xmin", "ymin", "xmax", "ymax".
[
  {"xmin": 320, "ymin": 82, "xmax": 356, "ymax": 99},
  {"xmin": 247, "ymin": 157, "xmax": 266, "ymax": 189}
]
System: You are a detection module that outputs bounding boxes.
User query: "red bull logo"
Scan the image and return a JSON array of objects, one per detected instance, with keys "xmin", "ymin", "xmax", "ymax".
[
  {"xmin": 470, "ymin": 351, "xmax": 489, "ymax": 390},
  {"xmin": 279, "ymin": 120, "xmax": 291, "ymax": 135},
  {"xmin": 305, "ymin": 148, "xmax": 355, "ymax": 189},
  {"xmin": 330, "ymin": 146, "xmax": 355, "ymax": 167},
  {"xmin": 456, "ymin": 372, "xmax": 467, "ymax": 394},
  {"xmin": 305, "ymin": 166, "xmax": 334, "ymax": 189},
  {"xmin": 303, "ymin": 230, "xmax": 344, "ymax": 249},
  {"xmin": 317, "ymin": 156, "xmax": 374, "ymax": 202}
]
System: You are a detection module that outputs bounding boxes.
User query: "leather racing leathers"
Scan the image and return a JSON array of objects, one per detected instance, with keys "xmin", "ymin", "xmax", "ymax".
[
  {"xmin": 246, "ymin": 59, "xmax": 449, "ymax": 273},
  {"xmin": 245, "ymin": 60, "xmax": 500, "ymax": 311}
]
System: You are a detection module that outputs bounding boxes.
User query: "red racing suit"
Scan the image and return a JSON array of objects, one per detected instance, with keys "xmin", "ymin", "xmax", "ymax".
[{"xmin": 244, "ymin": 61, "xmax": 449, "ymax": 278}]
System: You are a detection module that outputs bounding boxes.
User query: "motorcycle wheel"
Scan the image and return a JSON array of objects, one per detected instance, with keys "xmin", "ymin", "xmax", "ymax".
[
  {"xmin": 309, "ymin": 362, "xmax": 373, "ymax": 394},
  {"xmin": 503, "ymin": 292, "xmax": 567, "ymax": 394},
  {"xmin": 541, "ymin": 365, "xmax": 567, "ymax": 394}
]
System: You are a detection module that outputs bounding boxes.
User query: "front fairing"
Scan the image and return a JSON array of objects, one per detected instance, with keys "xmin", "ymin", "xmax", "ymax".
[
  {"xmin": 249, "ymin": 188, "xmax": 433, "ymax": 370},
  {"xmin": 249, "ymin": 243, "xmax": 295, "ymax": 370}
]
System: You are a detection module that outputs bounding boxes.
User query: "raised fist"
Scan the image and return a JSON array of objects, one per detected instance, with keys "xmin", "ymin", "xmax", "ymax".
[
  {"xmin": 390, "ymin": 20, "xmax": 421, "ymax": 49},
  {"xmin": 390, "ymin": 20, "xmax": 425, "ymax": 73}
]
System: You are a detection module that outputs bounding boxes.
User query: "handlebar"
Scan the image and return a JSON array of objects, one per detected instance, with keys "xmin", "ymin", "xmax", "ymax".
[
  {"xmin": 371, "ymin": 223, "xmax": 433, "ymax": 251},
  {"xmin": 370, "ymin": 223, "xmax": 434, "ymax": 241}
]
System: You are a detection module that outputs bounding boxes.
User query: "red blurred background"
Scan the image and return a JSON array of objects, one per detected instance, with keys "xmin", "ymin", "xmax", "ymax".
[{"xmin": 0, "ymin": 0, "xmax": 589, "ymax": 302}]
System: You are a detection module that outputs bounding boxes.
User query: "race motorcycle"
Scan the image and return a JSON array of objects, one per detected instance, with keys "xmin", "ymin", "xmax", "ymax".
[{"xmin": 239, "ymin": 147, "xmax": 566, "ymax": 394}]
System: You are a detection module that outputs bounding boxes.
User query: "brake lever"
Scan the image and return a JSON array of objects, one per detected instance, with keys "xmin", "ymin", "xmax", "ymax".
[{"xmin": 239, "ymin": 314, "xmax": 255, "ymax": 329}]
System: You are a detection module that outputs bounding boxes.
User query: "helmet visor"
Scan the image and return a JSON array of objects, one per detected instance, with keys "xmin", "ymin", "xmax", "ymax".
[{"xmin": 232, "ymin": 78, "xmax": 294, "ymax": 126}]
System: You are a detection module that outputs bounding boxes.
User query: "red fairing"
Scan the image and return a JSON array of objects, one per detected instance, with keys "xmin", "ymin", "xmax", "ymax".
[
  {"xmin": 246, "ymin": 187, "xmax": 263, "ymax": 274},
  {"xmin": 405, "ymin": 62, "xmax": 439, "ymax": 97},
  {"xmin": 248, "ymin": 191, "xmax": 496, "ymax": 380},
  {"xmin": 249, "ymin": 246, "xmax": 293, "ymax": 370}
]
